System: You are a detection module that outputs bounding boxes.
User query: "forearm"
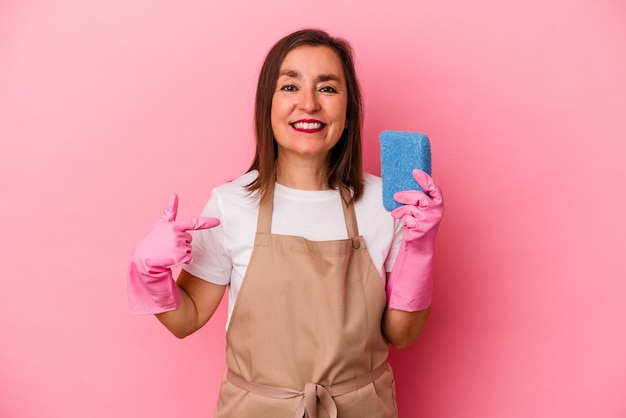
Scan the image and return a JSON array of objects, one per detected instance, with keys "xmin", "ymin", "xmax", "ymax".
[
  {"xmin": 156, "ymin": 270, "xmax": 227, "ymax": 339},
  {"xmin": 155, "ymin": 288, "xmax": 203, "ymax": 338},
  {"xmin": 382, "ymin": 307, "xmax": 430, "ymax": 349}
]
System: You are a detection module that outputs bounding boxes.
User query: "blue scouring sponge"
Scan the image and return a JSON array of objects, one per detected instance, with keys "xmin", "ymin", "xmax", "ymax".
[{"xmin": 380, "ymin": 130, "xmax": 432, "ymax": 211}]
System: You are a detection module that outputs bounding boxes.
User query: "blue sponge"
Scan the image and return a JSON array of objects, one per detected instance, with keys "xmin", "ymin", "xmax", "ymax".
[{"xmin": 380, "ymin": 130, "xmax": 432, "ymax": 211}]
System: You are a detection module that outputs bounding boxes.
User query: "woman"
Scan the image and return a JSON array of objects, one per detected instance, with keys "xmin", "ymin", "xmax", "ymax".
[{"xmin": 128, "ymin": 29, "xmax": 444, "ymax": 417}]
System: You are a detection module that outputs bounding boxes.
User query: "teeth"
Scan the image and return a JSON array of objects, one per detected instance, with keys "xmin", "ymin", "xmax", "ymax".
[{"xmin": 293, "ymin": 122, "xmax": 323, "ymax": 130}]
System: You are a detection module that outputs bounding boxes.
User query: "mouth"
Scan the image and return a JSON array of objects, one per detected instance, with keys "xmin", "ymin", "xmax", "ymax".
[{"xmin": 290, "ymin": 120, "xmax": 326, "ymax": 133}]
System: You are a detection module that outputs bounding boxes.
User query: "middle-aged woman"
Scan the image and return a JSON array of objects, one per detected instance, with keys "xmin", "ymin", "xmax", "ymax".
[{"xmin": 128, "ymin": 28, "xmax": 444, "ymax": 417}]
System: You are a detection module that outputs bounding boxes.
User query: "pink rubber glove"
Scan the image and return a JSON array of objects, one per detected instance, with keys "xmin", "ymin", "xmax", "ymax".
[
  {"xmin": 128, "ymin": 194, "xmax": 220, "ymax": 314},
  {"xmin": 387, "ymin": 169, "xmax": 444, "ymax": 311}
]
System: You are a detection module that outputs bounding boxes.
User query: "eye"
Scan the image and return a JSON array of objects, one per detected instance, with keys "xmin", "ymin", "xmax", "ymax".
[
  {"xmin": 280, "ymin": 84, "xmax": 297, "ymax": 92},
  {"xmin": 319, "ymin": 85, "xmax": 337, "ymax": 93}
]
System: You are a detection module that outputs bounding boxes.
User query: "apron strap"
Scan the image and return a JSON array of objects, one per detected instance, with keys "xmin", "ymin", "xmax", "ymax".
[
  {"xmin": 257, "ymin": 183, "xmax": 360, "ymax": 239},
  {"xmin": 339, "ymin": 186, "xmax": 359, "ymax": 238},
  {"xmin": 226, "ymin": 362, "xmax": 388, "ymax": 418},
  {"xmin": 257, "ymin": 182, "xmax": 275, "ymax": 234}
]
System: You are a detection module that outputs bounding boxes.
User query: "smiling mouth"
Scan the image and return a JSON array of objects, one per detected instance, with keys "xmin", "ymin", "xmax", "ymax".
[{"xmin": 291, "ymin": 121, "xmax": 326, "ymax": 132}]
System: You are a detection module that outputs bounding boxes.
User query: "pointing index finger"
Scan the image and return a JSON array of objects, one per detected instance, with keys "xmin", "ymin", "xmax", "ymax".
[{"xmin": 177, "ymin": 217, "xmax": 221, "ymax": 231}]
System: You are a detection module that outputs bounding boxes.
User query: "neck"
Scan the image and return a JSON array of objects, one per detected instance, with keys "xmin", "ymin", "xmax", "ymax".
[{"xmin": 275, "ymin": 154, "xmax": 330, "ymax": 190}]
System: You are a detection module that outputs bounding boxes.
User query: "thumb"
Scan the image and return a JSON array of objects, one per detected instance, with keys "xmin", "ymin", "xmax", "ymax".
[
  {"xmin": 160, "ymin": 194, "xmax": 179, "ymax": 222},
  {"xmin": 179, "ymin": 217, "xmax": 221, "ymax": 231}
]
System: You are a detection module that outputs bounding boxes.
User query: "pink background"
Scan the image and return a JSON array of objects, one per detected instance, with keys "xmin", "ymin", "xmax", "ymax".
[{"xmin": 1, "ymin": 0, "xmax": 625, "ymax": 417}]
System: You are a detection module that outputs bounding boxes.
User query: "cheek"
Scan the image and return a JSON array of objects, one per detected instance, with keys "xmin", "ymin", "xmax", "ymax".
[
  {"xmin": 338, "ymin": 103, "xmax": 348, "ymax": 128},
  {"xmin": 270, "ymin": 102, "xmax": 286, "ymax": 139},
  {"xmin": 271, "ymin": 97, "xmax": 290, "ymax": 121},
  {"xmin": 338, "ymin": 97, "xmax": 348, "ymax": 120}
]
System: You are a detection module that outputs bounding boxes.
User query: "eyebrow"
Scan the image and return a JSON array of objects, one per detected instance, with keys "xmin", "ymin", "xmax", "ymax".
[{"xmin": 278, "ymin": 69, "xmax": 343, "ymax": 83}]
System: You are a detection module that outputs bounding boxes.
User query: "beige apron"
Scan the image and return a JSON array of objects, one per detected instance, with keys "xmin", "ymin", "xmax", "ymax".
[{"xmin": 215, "ymin": 186, "xmax": 397, "ymax": 418}]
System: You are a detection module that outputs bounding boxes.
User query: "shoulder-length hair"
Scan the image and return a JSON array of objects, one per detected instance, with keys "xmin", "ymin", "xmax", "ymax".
[{"xmin": 246, "ymin": 28, "xmax": 364, "ymax": 204}]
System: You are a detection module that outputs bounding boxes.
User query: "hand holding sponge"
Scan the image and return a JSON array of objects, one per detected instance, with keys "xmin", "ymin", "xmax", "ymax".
[
  {"xmin": 380, "ymin": 131, "xmax": 444, "ymax": 312},
  {"xmin": 388, "ymin": 169, "xmax": 444, "ymax": 311}
]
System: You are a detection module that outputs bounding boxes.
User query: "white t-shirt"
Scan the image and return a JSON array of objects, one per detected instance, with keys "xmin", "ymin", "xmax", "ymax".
[{"xmin": 184, "ymin": 171, "xmax": 404, "ymax": 326}]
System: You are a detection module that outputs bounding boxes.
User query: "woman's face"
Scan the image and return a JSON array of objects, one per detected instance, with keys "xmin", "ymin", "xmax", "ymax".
[{"xmin": 271, "ymin": 45, "xmax": 348, "ymax": 163}]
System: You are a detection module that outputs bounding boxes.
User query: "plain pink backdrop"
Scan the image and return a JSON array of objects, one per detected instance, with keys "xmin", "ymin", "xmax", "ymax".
[{"xmin": 1, "ymin": 0, "xmax": 625, "ymax": 417}]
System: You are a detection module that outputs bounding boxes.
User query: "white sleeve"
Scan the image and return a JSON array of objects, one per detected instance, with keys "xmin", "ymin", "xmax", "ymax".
[
  {"xmin": 384, "ymin": 218, "xmax": 405, "ymax": 273},
  {"xmin": 183, "ymin": 190, "xmax": 233, "ymax": 285}
]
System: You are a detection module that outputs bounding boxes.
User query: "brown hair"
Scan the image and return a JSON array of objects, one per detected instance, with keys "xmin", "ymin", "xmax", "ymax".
[{"xmin": 246, "ymin": 28, "xmax": 364, "ymax": 204}]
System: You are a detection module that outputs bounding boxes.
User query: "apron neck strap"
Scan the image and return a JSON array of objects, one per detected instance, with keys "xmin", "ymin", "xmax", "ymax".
[
  {"xmin": 339, "ymin": 186, "xmax": 359, "ymax": 238},
  {"xmin": 256, "ymin": 184, "xmax": 360, "ymax": 238}
]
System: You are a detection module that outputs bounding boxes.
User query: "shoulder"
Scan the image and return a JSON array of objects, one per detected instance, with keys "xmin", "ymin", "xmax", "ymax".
[
  {"xmin": 363, "ymin": 172, "xmax": 382, "ymax": 191},
  {"xmin": 357, "ymin": 173, "xmax": 383, "ymax": 209},
  {"xmin": 212, "ymin": 171, "xmax": 257, "ymax": 196},
  {"xmin": 354, "ymin": 172, "xmax": 391, "ymax": 229},
  {"xmin": 199, "ymin": 171, "xmax": 259, "ymax": 219},
  {"xmin": 200, "ymin": 171, "xmax": 259, "ymax": 249},
  {"xmin": 210, "ymin": 171, "xmax": 258, "ymax": 205}
]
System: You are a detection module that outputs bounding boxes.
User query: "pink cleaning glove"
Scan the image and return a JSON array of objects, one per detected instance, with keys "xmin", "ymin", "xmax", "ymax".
[
  {"xmin": 128, "ymin": 194, "xmax": 220, "ymax": 314},
  {"xmin": 387, "ymin": 169, "xmax": 444, "ymax": 311}
]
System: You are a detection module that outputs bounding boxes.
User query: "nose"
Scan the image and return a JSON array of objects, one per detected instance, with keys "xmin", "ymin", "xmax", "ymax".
[{"xmin": 298, "ymin": 88, "xmax": 320, "ymax": 114}]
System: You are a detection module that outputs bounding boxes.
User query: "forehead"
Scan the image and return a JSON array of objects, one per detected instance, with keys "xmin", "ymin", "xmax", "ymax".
[{"xmin": 279, "ymin": 45, "xmax": 345, "ymax": 77}]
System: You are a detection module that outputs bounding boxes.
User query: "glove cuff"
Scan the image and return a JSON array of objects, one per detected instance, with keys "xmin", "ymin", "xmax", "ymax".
[
  {"xmin": 127, "ymin": 263, "xmax": 181, "ymax": 315},
  {"xmin": 386, "ymin": 241, "xmax": 434, "ymax": 311}
]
